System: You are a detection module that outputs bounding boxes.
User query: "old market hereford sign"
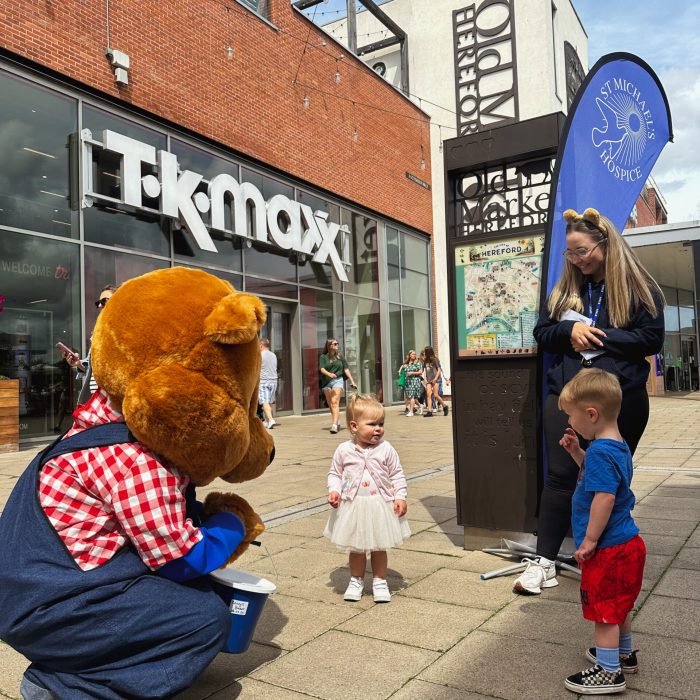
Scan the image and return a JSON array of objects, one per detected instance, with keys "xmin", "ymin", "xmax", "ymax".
[{"xmin": 79, "ymin": 129, "xmax": 350, "ymax": 282}]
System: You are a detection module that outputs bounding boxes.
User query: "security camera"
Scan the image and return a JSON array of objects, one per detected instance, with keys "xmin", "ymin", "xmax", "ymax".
[{"xmin": 105, "ymin": 49, "xmax": 130, "ymax": 70}]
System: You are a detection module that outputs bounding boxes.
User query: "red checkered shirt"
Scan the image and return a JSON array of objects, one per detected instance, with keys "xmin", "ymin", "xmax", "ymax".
[{"xmin": 39, "ymin": 389, "xmax": 202, "ymax": 571}]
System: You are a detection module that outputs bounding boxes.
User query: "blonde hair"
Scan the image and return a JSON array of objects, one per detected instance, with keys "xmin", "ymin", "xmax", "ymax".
[
  {"xmin": 559, "ymin": 368, "xmax": 622, "ymax": 419},
  {"xmin": 404, "ymin": 349, "xmax": 416, "ymax": 364},
  {"xmin": 346, "ymin": 393, "xmax": 384, "ymax": 428},
  {"xmin": 548, "ymin": 210, "xmax": 664, "ymax": 327}
]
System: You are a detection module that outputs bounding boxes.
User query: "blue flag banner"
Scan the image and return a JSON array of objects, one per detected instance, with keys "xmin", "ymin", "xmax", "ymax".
[
  {"xmin": 544, "ymin": 52, "xmax": 673, "ymax": 295},
  {"xmin": 539, "ymin": 53, "xmax": 672, "ymax": 483}
]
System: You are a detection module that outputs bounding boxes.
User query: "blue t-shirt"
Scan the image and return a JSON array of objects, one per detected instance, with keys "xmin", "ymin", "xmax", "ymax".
[{"xmin": 571, "ymin": 438, "xmax": 639, "ymax": 549}]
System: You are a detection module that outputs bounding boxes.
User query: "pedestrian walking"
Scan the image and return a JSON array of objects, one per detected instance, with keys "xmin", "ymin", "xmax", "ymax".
[
  {"xmin": 319, "ymin": 338, "xmax": 357, "ymax": 434},
  {"xmin": 422, "ymin": 346, "xmax": 448, "ymax": 417},
  {"xmin": 258, "ymin": 338, "xmax": 278, "ymax": 429},
  {"xmin": 402, "ymin": 350, "xmax": 423, "ymax": 416},
  {"xmin": 324, "ymin": 394, "xmax": 410, "ymax": 603}
]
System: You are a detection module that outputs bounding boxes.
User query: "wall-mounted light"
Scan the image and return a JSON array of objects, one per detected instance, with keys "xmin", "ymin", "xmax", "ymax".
[
  {"xmin": 303, "ymin": 95, "xmax": 310, "ymax": 109},
  {"xmin": 353, "ymin": 128, "xmax": 358, "ymax": 142},
  {"xmin": 105, "ymin": 48, "xmax": 130, "ymax": 86},
  {"xmin": 335, "ymin": 54, "xmax": 344, "ymax": 84},
  {"xmin": 420, "ymin": 143, "xmax": 426, "ymax": 170},
  {"xmin": 226, "ymin": 45, "xmax": 234, "ymax": 60}
]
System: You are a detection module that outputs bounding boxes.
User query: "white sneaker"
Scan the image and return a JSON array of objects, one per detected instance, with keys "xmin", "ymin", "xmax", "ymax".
[
  {"xmin": 513, "ymin": 558, "xmax": 559, "ymax": 595},
  {"xmin": 267, "ymin": 420, "xmax": 278, "ymax": 429},
  {"xmin": 372, "ymin": 578, "xmax": 391, "ymax": 603},
  {"xmin": 343, "ymin": 576, "xmax": 364, "ymax": 601},
  {"xmin": 262, "ymin": 420, "xmax": 270, "ymax": 429},
  {"xmin": 406, "ymin": 411, "xmax": 414, "ymax": 416}
]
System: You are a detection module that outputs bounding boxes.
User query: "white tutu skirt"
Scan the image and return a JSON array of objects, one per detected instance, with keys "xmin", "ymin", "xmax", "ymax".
[{"xmin": 324, "ymin": 495, "xmax": 411, "ymax": 553}]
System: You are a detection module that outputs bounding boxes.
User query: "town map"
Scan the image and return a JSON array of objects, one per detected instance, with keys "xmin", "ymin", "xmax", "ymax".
[{"xmin": 456, "ymin": 235, "xmax": 545, "ymax": 357}]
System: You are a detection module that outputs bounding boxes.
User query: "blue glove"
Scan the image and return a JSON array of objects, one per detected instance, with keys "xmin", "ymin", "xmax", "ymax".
[{"xmin": 158, "ymin": 511, "xmax": 246, "ymax": 582}]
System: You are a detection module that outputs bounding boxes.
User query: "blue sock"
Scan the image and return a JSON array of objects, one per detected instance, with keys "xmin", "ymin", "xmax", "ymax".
[
  {"xmin": 619, "ymin": 632, "xmax": 633, "ymax": 655},
  {"xmin": 596, "ymin": 646, "xmax": 620, "ymax": 672}
]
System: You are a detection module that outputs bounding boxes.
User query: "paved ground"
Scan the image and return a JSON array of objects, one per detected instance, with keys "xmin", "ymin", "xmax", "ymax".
[{"xmin": 1, "ymin": 395, "xmax": 699, "ymax": 699}]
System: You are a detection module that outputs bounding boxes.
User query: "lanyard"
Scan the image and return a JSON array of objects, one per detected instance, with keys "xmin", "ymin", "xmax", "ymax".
[{"xmin": 587, "ymin": 283, "xmax": 605, "ymax": 327}]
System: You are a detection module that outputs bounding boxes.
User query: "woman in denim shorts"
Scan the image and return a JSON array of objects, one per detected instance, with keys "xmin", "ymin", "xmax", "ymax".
[{"xmin": 319, "ymin": 338, "xmax": 357, "ymax": 434}]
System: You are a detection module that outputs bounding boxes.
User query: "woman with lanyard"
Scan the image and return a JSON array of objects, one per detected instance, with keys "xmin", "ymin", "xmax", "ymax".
[{"xmin": 513, "ymin": 207, "xmax": 665, "ymax": 596}]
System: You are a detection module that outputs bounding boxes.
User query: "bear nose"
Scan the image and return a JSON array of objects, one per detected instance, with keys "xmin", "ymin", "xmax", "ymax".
[{"xmin": 269, "ymin": 446, "xmax": 275, "ymax": 464}]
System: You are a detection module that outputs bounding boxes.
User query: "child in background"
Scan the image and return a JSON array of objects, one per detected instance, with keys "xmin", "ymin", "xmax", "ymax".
[
  {"xmin": 324, "ymin": 394, "xmax": 410, "ymax": 603},
  {"xmin": 558, "ymin": 369, "xmax": 645, "ymax": 695}
]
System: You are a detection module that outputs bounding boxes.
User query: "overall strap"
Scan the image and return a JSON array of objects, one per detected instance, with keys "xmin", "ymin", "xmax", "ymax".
[{"xmin": 38, "ymin": 423, "xmax": 135, "ymax": 467}]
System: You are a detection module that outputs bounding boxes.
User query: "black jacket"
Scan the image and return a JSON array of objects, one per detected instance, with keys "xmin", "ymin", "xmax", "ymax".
[{"xmin": 535, "ymin": 279, "xmax": 665, "ymax": 395}]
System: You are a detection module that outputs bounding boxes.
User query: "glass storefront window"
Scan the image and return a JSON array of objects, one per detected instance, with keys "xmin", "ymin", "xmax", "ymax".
[
  {"xmin": 401, "ymin": 233, "xmax": 430, "ymax": 308},
  {"xmin": 180, "ymin": 265, "xmax": 242, "ymax": 293},
  {"xmin": 402, "ymin": 307, "xmax": 431, "ymax": 361},
  {"xmin": 0, "ymin": 71, "xmax": 78, "ymax": 238},
  {"xmin": 83, "ymin": 106, "xmax": 170, "ymax": 256},
  {"xmin": 83, "ymin": 247, "xmax": 169, "ymax": 340},
  {"xmin": 245, "ymin": 242, "xmax": 298, "ymax": 283},
  {"xmin": 171, "ymin": 139, "xmax": 242, "ymax": 271},
  {"xmin": 342, "ymin": 209, "xmax": 379, "ymax": 298},
  {"xmin": 343, "ymin": 297, "xmax": 382, "ymax": 400},
  {"xmin": 0, "ymin": 231, "xmax": 80, "ymax": 438},
  {"xmin": 245, "ymin": 276, "xmax": 298, "ymax": 300},
  {"xmin": 387, "ymin": 226, "xmax": 401, "ymax": 303},
  {"xmin": 300, "ymin": 287, "xmax": 343, "ymax": 410},
  {"xmin": 297, "ymin": 199, "xmax": 343, "ymax": 291},
  {"xmin": 389, "ymin": 303, "xmax": 403, "ymax": 402}
]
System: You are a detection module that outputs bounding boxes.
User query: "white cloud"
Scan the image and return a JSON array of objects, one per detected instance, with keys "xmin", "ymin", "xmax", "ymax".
[{"xmin": 574, "ymin": 0, "xmax": 700, "ymax": 222}]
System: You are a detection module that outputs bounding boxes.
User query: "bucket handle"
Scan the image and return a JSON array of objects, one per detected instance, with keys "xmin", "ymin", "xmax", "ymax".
[{"xmin": 251, "ymin": 540, "xmax": 279, "ymax": 591}]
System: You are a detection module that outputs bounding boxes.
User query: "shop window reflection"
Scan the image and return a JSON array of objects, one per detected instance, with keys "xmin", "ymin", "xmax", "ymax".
[
  {"xmin": 343, "ymin": 297, "xmax": 382, "ymax": 400},
  {"xmin": 82, "ymin": 106, "xmax": 170, "ymax": 256},
  {"xmin": 83, "ymin": 247, "xmax": 168, "ymax": 344},
  {"xmin": 342, "ymin": 209, "xmax": 379, "ymax": 298},
  {"xmin": 172, "ymin": 139, "xmax": 242, "ymax": 271},
  {"xmin": 0, "ymin": 231, "xmax": 80, "ymax": 438},
  {"xmin": 300, "ymin": 288, "xmax": 343, "ymax": 410},
  {"xmin": 0, "ymin": 71, "xmax": 78, "ymax": 238}
]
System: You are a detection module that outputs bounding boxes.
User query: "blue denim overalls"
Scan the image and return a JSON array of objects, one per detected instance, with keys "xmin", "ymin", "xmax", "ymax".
[{"xmin": 0, "ymin": 423, "xmax": 230, "ymax": 699}]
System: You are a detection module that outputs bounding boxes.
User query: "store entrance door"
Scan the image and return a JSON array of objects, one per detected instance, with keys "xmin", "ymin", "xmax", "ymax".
[{"xmin": 259, "ymin": 301, "xmax": 295, "ymax": 413}]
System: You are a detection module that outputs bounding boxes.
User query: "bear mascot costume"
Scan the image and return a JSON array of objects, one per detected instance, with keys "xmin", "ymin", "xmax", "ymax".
[{"xmin": 0, "ymin": 268, "xmax": 275, "ymax": 699}]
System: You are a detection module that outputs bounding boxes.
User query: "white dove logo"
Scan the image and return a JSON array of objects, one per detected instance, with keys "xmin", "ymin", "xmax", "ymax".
[{"xmin": 592, "ymin": 78, "xmax": 654, "ymax": 183}]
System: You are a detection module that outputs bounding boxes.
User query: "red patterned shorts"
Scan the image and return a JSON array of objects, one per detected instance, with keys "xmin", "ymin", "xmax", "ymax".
[{"xmin": 580, "ymin": 534, "xmax": 646, "ymax": 624}]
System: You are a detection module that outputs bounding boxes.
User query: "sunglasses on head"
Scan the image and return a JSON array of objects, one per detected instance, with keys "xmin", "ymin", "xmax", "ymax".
[{"xmin": 95, "ymin": 298, "xmax": 109, "ymax": 308}]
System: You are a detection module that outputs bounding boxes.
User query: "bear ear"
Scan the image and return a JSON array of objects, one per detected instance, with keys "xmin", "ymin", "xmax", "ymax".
[
  {"xmin": 204, "ymin": 292, "xmax": 266, "ymax": 345},
  {"xmin": 563, "ymin": 208, "xmax": 580, "ymax": 223}
]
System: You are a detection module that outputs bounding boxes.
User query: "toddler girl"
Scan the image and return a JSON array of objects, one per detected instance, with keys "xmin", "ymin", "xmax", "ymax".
[{"xmin": 324, "ymin": 394, "xmax": 410, "ymax": 602}]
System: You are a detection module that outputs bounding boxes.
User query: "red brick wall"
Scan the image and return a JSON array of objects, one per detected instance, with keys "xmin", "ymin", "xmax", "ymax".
[
  {"xmin": 0, "ymin": 0, "xmax": 432, "ymax": 234},
  {"xmin": 625, "ymin": 187, "xmax": 668, "ymax": 229}
]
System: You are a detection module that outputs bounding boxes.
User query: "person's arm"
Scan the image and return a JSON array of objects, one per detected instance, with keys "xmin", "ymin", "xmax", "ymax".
[
  {"xmin": 108, "ymin": 454, "xmax": 245, "ymax": 581},
  {"xmin": 574, "ymin": 492, "xmax": 615, "ymax": 563},
  {"xmin": 533, "ymin": 302, "xmax": 577, "ymax": 354},
  {"xmin": 158, "ymin": 511, "xmax": 245, "ymax": 581},
  {"xmin": 319, "ymin": 354, "xmax": 336, "ymax": 379},
  {"xmin": 384, "ymin": 443, "xmax": 408, "ymax": 516},
  {"xmin": 598, "ymin": 296, "xmax": 665, "ymax": 360},
  {"xmin": 327, "ymin": 446, "xmax": 345, "ymax": 506},
  {"xmin": 559, "ymin": 428, "xmax": 586, "ymax": 467}
]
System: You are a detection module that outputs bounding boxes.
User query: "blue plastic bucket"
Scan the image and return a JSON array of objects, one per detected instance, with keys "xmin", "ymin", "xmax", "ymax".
[{"xmin": 208, "ymin": 568, "xmax": 276, "ymax": 654}]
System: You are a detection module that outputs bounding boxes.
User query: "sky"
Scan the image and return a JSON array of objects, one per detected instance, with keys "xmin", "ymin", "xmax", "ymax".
[
  {"xmin": 297, "ymin": 0, "xmax": 699, "ymax": 223},
  {"xmin": 573, "ymin": 0, "xmax": 700, "ymax": 222}
]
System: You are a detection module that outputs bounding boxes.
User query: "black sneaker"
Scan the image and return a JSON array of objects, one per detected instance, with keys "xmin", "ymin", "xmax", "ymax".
[
  {"xmin": 424, "ymin": 411, "xmax": 433, "ymax": 417},
  {"xmin": 586, "ymin": 647, "xmax": 638, "ymax": 673},
  {"xmin": 565, "ymin": 664, "xmax": 625, "ymax": 694},
  {"xmin": 443, "ymin": 404, "xmax": 449, "ymax": 416}
]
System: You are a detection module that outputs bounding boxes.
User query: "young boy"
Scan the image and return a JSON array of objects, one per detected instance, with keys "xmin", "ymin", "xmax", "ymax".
[{"xmin": 558, "ymin": 368, "xmax": 646, "ymax": 695}]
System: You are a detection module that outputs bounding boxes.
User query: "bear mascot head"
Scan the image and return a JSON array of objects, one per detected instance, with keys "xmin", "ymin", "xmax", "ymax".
[{"xmin": 90, "ymin": 266, "xmax": 274, "ymax": 559}]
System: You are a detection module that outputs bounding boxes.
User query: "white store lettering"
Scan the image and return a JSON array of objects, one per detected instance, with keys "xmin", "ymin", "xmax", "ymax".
[{"xmin": 80, "ymin": 129, "xmax": 350, "ymax": 281}]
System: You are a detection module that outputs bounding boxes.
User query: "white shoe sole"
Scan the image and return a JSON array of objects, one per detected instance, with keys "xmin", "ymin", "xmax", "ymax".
[
  {"xmin": 513, "ymin": 576, "xmax": 559, "ymax": 595},
  {"xmin": 564, "ymin": 679, "xmax": 626, "ymax": 694}
]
